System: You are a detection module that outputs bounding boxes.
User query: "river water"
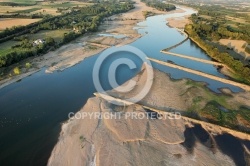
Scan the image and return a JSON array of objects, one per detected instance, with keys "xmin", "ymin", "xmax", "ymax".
[{"xmin": 0, "ymin": 7, "xmax": 245, "ymax": 166}]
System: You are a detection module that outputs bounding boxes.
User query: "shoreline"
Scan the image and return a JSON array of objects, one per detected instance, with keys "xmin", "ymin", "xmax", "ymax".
[
  {"xmin": 148, "ymin": 57, "xmax": 250, "ymax": 91},
  {"xmin": 0, "ymin": 0, "xmax": 167, "ymax": 90},
  {"xmin": 47, "ymin": 3, "xmax": 250, "ymax": 165},
  {"xmin": 48, "ymin": 62, "xmax": 250, "ymax": 166},
  {"xmin": 187, "ymin": 34, "xmax": 250, "ymax": 84},
  {"xmin": 95, "ymin": 92, "xmax": 250, "ymax": 141}
]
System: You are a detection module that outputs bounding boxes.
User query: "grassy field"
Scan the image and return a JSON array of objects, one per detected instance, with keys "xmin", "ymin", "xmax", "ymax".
[
  {"xmin": 10, "ymin": 7, "xmax": 41, "ymax": 13},
  {"xmin": 0, "ymin": 0, "xmax": 39, "ymax": 3},
  {"xmin": 0, "ymin": 40, "xmax": 18, "ymax": 56},
  {"xmin": 0, "ymin": 29, "xmax": 70, "ymax": 57},
  {"xmin": 0, "ymin": 18, "xmax": 41, "ymax": 30},
  {"xmin": 0, "ymin": 0, "xmax": 38, "ymax": 6},
  {"xmin": 42, "ymin": 1, "xmax": 90, "ymax": 8},
  {"xmin": 24, "ymin": 29, "xmax": 71, "ymax": 42},
  {"xmin": 184, "ymin": 80, "xmax": 250, "ymax": 130}
]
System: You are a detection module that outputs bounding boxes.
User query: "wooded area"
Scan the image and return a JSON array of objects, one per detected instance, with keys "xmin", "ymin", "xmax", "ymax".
[
  {"xmin": 0, "ymin": 1, "xmax": 134, "ymax": 68},
  {"xmin": 141, "ymin": 0, "xmax": 176, "ymax": 11},
  {"xmin": 184, "ymin": 4, "xmax": 250, "ymax": 84}
]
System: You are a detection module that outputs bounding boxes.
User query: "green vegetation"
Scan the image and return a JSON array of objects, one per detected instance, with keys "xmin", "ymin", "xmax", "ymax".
[
  {"xmin": 10, "ymin": 7, "xmax": 41, "ymax": 14},
  {"xmin": 43, "ymin": 2, "xmax": 83, "ymax": 8},
  {"xmin": 25, "ymin": 62, "xmax": 31, "ymax": 68},
  {"xmin": 184, "ymin": 80, "xmax": 250, "ymax": 132},
  {"xmin": 13, "ymin": 66, "xmax": 20, "ymax": 75},
  {"xmin": 0, "ymin": 1, "xmax": 37, "ymax": 6},
  {"xmin": 188, "ymin": 7, "xmax": 250, "ymax": 43},
  {"xmin": 184, "ymin": 4, "xmax": 250, "ymax": 84},
  {"xmin": 246, "ymin": 46, "xmax": 250, "ymax": 54},
  {"xmin": 141, "ymin": 0, "xmax": 176, "ymax": 11},
  {"xmin": 23, "ymin": 29, "xmax": 70, "ymax": 42},
  {"xmin": 0, "ymin": 40, "xmax": 18, "ymax": 55},
  {"xmin": 0, "ymin": 1, "xmax": 91, "ymax": 19},
  {"xmin": 0, "ymin": 1, "xmax": 134, "ymax": 68},
  {"xmin": 186, "ymin": 25, "xmax": 250, "ymax": 84},
  {"xmin": 200, "ymin": 101, "xmax": 237, "ymax": 127},
  {"xmin": 142, "ymin": 11, "xmax": 155, "ymax": 18},
  {"xmin": 198, "ymin": 102, "xmax": 250, "ymax": 132}
]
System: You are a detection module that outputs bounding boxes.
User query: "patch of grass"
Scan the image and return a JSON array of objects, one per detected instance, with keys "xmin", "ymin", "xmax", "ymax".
[
  {"xmin": 0, "ymin": 0, "xmax": 38, "ymax": 6},
  {"xmin": 43, "ymin": 2, "xmax": 88, "ymax": 8},
  {"xmin": 79, "ymin": 135, "xmax": 86, "ymax": 142},
  {"xmin": 88, "ymin": 45, "xmax": 98, "ymax": 50},
  {"xmin": 10, "ymin": 7, "xmax": 41, "ymax": 13},
  {"xmin": 25, "ymin": 29, "xmax": 70, "ymax": 42},
  {"xmin": 200, "ymin": 101, "xmax": 237, "ymax": 127},
  {"xmin": 142, "ymin": 10, "xmax": 155, "ymax": 18},
  {"xmin": 0, "ymin": 40, "xmax": 19, "ymax": 56},
  {"xmin": 238, "ymin": 107, "xmax": 250, "ymax": 122},
  {"xmin": 25, "ymin": 62, "xmax": 31, "ymax": 68}
]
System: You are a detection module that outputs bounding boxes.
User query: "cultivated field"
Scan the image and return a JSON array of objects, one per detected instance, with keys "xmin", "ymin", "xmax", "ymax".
[
  {"xmin": 0, "ymin": 1, "xmax": 91, "ymax": 16},
  {"xmin": 0, "ymin": 1, "xmax": 91, "ymax": 32},
  {"xmin": 0, "ymin": 18, "xmax": 41, "ymax": 30},
  {"xmin": 219, "ymin": 39, "xmax": 250, "ymax": 59}
]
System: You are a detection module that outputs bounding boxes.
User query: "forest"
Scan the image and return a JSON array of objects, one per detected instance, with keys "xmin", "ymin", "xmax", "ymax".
[
  {"xmin": 141, "ymin": 0, "xmax": 176, "ymax": 11},
  {"xmin": 0, "ymin": 1, "xmax": 134, "ymax": 68},
  {"xmin": 185, "ymin": 24, "xmax": 250, "ymax": 83},
  {"xmin": 184, "ymin": 4, "xmax": 250, "ymax": 84}
]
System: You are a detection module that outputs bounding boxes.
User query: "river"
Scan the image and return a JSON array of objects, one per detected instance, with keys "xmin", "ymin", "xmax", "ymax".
[{"xmin": 0, "ymin": 6, "xmax": 244, "ymax": 166}]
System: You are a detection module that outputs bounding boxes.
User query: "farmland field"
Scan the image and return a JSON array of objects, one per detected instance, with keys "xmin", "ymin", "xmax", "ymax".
[
  {"xmin": 0, "ymin": 1, "xmax": 91, "ymax": 16},
  {"xmin": 0, "ymin": 0, "xmax": 38, "ymax": 6},
  {"xmin": 0, "ymin": 1, "xmax": 91, "ymax": 30},
  {"xmin": 9, "ymin": 7, "xmax": 41, "ymax": 13},
  {"xmin": 0, "ymin": 18, "xmax": 41, "ymax": 30}
]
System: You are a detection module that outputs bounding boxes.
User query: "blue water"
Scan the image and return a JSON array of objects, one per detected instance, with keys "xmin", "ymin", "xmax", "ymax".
[
  {"xmin": 130, "ymin": 10, "xmax": 242, "ymax": 92},
  {"xmin": 0, "ymin": 7, "xmax": 244, "ymax": 166}
]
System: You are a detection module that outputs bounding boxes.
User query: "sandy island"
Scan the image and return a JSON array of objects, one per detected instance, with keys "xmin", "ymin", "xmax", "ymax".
[
  {"xmin": 46, "ymin": 4, "xmax": 250, "ymax": 161},
  {"xmin": 48, "ymin": 62, "xmax": 250, "ymax": 166}
]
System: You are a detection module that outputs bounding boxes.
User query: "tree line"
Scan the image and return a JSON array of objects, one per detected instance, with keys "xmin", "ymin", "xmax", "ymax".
[
  {"xmin": 0, "ymin": 2, "xmax": 37, "ymax": 7},
  {"xmin": 141, "ymin": 0, "xmax": 176, "ymax": 11},
  {"xmin": 190, "ymin": 13, "xmax": 250, "ymax": 43},
  {"xmin": 0, "ymin": 2, "xmax": 135, "ymax": 68},
  {"xmin": 185, "ymin": 24, "xmax": 250, "ymax": 83}
]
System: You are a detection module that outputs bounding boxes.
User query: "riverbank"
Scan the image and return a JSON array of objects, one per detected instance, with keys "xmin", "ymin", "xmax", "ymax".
[
  {"xmin": 0, "ymin": 0, "xmax": 167, "ymax": 90},
  {"xmin": 167, "ymin": 15, "xmax": 190, "ymax": 29},
  {"xmin": 165, "ymin": 8, "xmax": 250, "ymax": 85},
  {"xmin": 94, "ymin": 92, "xmax": 250, "ymax": 141},
  {"xmin": 148, "ymin": 57, "xmax": 249, "ymax": 91},
  {"xmin": 48, "ymin": 63, "xmax": 250, "ymax": 166},
  {"xmin": 166, "ymin": 5, "xmax": 197, "ymax": 29},
  {"xmin": 47, "ymin": 3, "xmax": 250, "ymax": 165},
  {"xmin": 187, "ymin": 34, "xmax": 250, "ymax": 84}
]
